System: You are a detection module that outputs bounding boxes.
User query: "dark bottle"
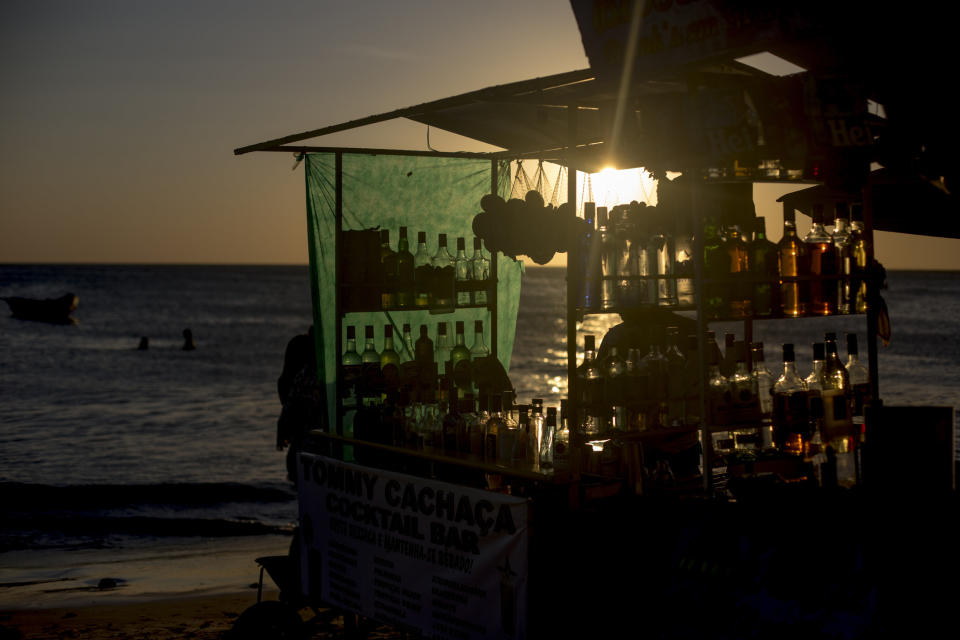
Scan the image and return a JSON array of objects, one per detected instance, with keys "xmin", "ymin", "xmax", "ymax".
[
  {"xmin": 772, "ymin": 343, "xmax": 809, "ymax": 455},
  {"xmin": 664, "ymin": 327, "xmax": 687, "ymax": 427},
  {"xmin": 702, "ymin": 216, "xmax": 728, "ymax": 318},
  {"xmin": 846, "ymin": 333, "xmax": 870, "ymax": 424},
  {"xmin": 820, "ymin": 332, "xmax": 852, "ymax": 447},
  {"xmin": 674, "ymin": 214, "xmax": 695, "ymax": 307},
  {"xmin": 749, "ymin": 216, "xmax": 779, "ymax": 316},
  {"xmin": 395, "ymin": 226, "xmax": 415, "ymax": 308},
  {"xmin": 598, "ymin": 207, "xmax": 617, "ymax": 311},
  {"xmin": 778, "ymin": 205, "xmax": 809, "ymax": 317},
  {"xmin": 850, "ymin": 203, "xmax": 870, "ymax": 312},
  {"xmin": 726, "ymin": 225, "xmax": 752, "ymax": 318},
  {"xmin": 601, "ymin": 346, "xmax": 627, "ymax": 432},
  {"xmin": 342, "ymin": 325, "xmax": 362, "ymax": 404},
  {"xmin": 832, "ymin": 203, "xmax": 853, "ymax": 314},
  {"xmin": 805, "ymin": 203, "xmax": 838, "ymax": 316},
  {"xmin": 471, "ymin": 238, "xmax": 490, "ymax": 306},
  {"xmin": 577, "ymin": 334, "xmax": 602, "ymax": 436},
  {"xmin": 431, "ymin": 233, "xmax": 456, "ymax": 310},
  {"xmin": 580, "ymin": 202, "xmax": 600, "ymax": 310},
  {"xmin": 379, "ymin": 229, "xmax": 397, "ymax": 309},
  {"xmin": 455, "ymin": 237, "xmax": 473, "ymax": 307},
  {"xmin": 414, "ymin": 324, "xmax": 436, "ymax": 390},
  {"xmin": 720, "ymin": 332, "xmax": 737, "ymax": 378}
]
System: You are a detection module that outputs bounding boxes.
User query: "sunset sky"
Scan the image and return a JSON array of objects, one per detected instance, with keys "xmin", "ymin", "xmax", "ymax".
[{"xmin": 2, "ymin": 0, "xmax": 958, "ymax": 269}]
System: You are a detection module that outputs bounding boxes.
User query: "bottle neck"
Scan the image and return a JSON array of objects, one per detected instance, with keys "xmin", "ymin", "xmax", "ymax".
[{"xmin": 455, "ymin": 332, "xmax": 465, "ymax": 346}]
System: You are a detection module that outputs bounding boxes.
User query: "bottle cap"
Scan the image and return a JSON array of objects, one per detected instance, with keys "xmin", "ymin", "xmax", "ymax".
[
  {"xmin": 403, "ymin": 323, "xmax": 411, "ymax": 332},
  {"xmin": 474, "ymin": 237, "xmax": 482, "ymax": 250},
  {"xmin": 474, "ymin": 320, "xmax": 483, "ymax": 333},
  {"xmin": 384, "ymin": 325, "xmax": 393, "ymax": 338},
  {"xmin": 399, "ymin": 226, "xmax": 408, "ymax": 237},
  {"xmin": 835, "ymin": 202, "xmax": 849, "ymax": 220},
  {"xmin": 438, "ymin": 233, "xmax": 447, "ymax": 246},
  {"xmin": 380, "ymin": 229, "xmax": 390, "ymax": 242},
  {"xmin": 584, "ymin": 334, "xmax": 595, "ymax": 351},
  {"xmin": 812, "ymin": 342, "xmax": 825, "ymax": 361},
  {"xmin": 456, "ymin": 320, "xmax": 464, "ymax": 333},
  {"xmin": 489, "ymin": 394, "xmax": 502, "ymax": 412},
  {"xmin": 419, "ymin": 324, "xmax": 429, "ymax": 337},
  {"xmin": 546, "ymin": 406, "xmax": 557, "ymax": 424},
  {"xmin": 438, "ymin": 322, "xmax": 447, "ymax": 335},
  {"xmin": 782, "ymin": 343, "xmax": 795, "ymax": 362},
  {"xmin": 846, "ymin": 333, "xmax": 859, "ymax": 356},
  {"xmin": 365, "ymin": 325, "xmax": 374, "ymax": 339},
  {"xmin": 457, "ymin": 237, "xmax": 465, "ymax": 250},
  {"xmin": 824, "ymin": 332, "xmax": 837, "ymax": 342},
  {"xmin": 418, "ymin": 231, "xmax": 426, "ymax": 243}
]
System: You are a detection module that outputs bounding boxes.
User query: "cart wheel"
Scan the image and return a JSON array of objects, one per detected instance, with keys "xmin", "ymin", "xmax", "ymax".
[{"xmin": 229, "ymin": 600, "xmax": 306, "ymax": 640}]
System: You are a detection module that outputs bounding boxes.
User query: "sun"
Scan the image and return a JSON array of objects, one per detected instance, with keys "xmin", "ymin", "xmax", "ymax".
[{"xmin": 583, "ymin": 167, "xmax": 657, "ymax": 211}]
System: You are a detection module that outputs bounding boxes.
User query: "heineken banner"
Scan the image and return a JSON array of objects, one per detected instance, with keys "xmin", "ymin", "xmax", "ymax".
[{"xmin": 298, "ymin": 453, "xmax": 530, "ymax": 640}]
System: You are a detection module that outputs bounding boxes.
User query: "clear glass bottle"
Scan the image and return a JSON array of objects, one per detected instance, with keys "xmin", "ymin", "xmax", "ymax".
[
  {"xmin": 554, "ymin": 400, "xmax": 570, "ymax": 469},
  {"xmin": 730, "ymin": 343, "xmax": 761, "ymax": 450},
  {"xmin": 342, "ymin": 325, "xmax": 362, "ymax": 407},
  {"xmin": 721, "ymin": 332, "xmax": 737, "ymax": 379},
  {"xmin": 539, "ymin": 406, "xmax": 557, "ymax": 469},
  {"xmin": 833, "ymin": 203, "xmax": 853, "ymax": 314},
  {"xmin": 455, "ymin": 237, "xmax": 473, "ymax": 307},
  {"xmin": 707, "ymin": 346, "xmax": 731, "ymax": 428},
  {"xmin": 471, "ymin": 237, "xmax": 490, "ymax": 306},
  {"xmin": 664, "ymin": 327, "xmax": 687, "ymax": 427},
  {"xmin": 654, "ymin": 207, "xmax": 677, "ymax": 307},
  {"xmin": 380, "ymin": 325, "xmax": 401, "ymax": 371},
  {"xmin": 598, "ymin": 207, "xmax": 617, "ymax": 310},
  {"xmin": 850, "ymin": 203, "xmax": 870, "ymax": 313},
  {"xmin": 530, "ymin": 399, "xmax": 545, "ymax": 466},
  {"xmin": 601, "ymin": 346, "xmax": 627, "ymax": 432},
  {"xmin": 820, "ymin": 333, "xmax": 853, "ymax": 446},
  {"xmin": 804, "ymin": 342, "xmax": 826, "ymax": 457},
  {"xmin": 457, "ymin": 394, "xmax": 475, "ymax": 454},
  {"xmin": 726, "ymin": 225, "xmax": 752, "ymax": 318},
  {"xmin": 361, "ymin": 325, "xmax": 379, "ymax": 365},
  {"xmin": 379, "ymin": 229, "xmax": 397, "ymax": 309},
  {"xmin": 846, "ymin": 333, "xmax": 870, "ymax": 424},
  {"xmin": 640, "ymin": 340, "xmax": 668, "ymax": 428},
  {"xmin": 414, "ymin": 231, "xmax": 432, "ymax": 307},
  {"xmin": 395, "ymin": 226, "xmax": 415, "ymax": 308},
  {"xmin": 749, "ymin": 216, "xmax": 778, "ymax": 317},
  {"xmin": 614, "ymin": 205, "xmax": 640, "ymax": 309},
  {"xmin": 449, "ymin": 320, "xmax": 471, "ymax": 375},
  {"xmin": 751, "ymin": 342, "xmax": 775, "ymax": 448},
  {"xmin": 470, "ymin": 394, "xmax": 488, "ymax": 457},
  {"xmin": 635, "ymin": 208, "xmax": 657, "ymax": 308},
  {"xmin": 772, "ymin": 343, "xmax": 810, "ymax": 455},
  {"xmin": 577, "ymin": 334, "xmax": 602, "ymax": 436},
  {"xmin": 435, "ymin": 322, "xmax": 452, "ymax": 377},
  {"xmin": 431, "ymin": 233, "xmax": 456, "ymax": 310},
  {"xmin": 400, "ymin": 323, "xmax": 415, "ymax": 363},
  {"xmin": 627, "ymin": 347, "xmax": 649, "ymax": 431},
  {"xmin": 674, "ymin": 214, "xmax": 695, "ymax": 307},
  {"xmin": 703, "ymin": 216, "xmax": 728, "ymax": 319},
  {"xmin": 805, "ymin": 203, "xmax": 839, "ymax": 316},
  {"xmin": 779, "ymin": 206, "xmax": 809, "ymax": 317},
  {"xmin": 580, "ymin": 202, "xmax": 600, "ymax": 310},
  {"xmin": 470, "ymin": 320, "xmax": 490, "ymax": 359},
  {"xmin": 515, "ymin": 405, "xmax": 530, "ymax": 462}
]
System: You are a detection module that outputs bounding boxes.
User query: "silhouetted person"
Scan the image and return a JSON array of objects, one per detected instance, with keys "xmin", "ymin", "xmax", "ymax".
[
  {"xmin": 182, "ymin": 328, "xmax": 196, "ymax": 351},
  {"xmin": 137, "ymin": 336, "xmax": 149, "ymax": 350},
  {"xmin": 277, "ymin": 326, "xmax": 324, "ymax": 483},
  {"xmin": 597, "ymin": 307, "xmax": 696, "ymax": 362}
]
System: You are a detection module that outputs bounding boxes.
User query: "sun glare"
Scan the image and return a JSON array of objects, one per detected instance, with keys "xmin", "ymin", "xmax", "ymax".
[{"xmin": 581, "ymin": 167, "xmax": 657, "ymax": 211}]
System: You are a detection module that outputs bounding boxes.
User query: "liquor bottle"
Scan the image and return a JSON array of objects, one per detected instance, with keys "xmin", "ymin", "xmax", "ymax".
[
  {"xmin": 639, "ymin": 339, "xmax": 668, "ymax": 428},
  {"xmin": 435, "ymin": 322, "xmax": 452, "ymax": 377},
  {"xmin": 751, "ymin": 342, "xmax": 775, "ymax": 449},
  {"xmin": 470, "ymin": 320, "xmax": 490, "ymax": 360},
  {"xmin": 730, "ymin": 343, "xmax": 761, "ymax": 450},
  {"xmin": 833, "ymin": 203, "xmax": 853, "ymax": 314},
  {"xmin": 458, "ymin": 394, "xmax": 475, "ymax": 454},
  {"xmin": 414, "ymin": 324, "xmax": 434, "ymax": 367},
  {"xmin": 469, "ymin": 394, "xmax": 488, "ymax": 456},
  {"xmin": 850, "ymin": 203, "xmax": 869, "ymax": 312},
  {"xmin": 580, "ymin": 202, "xmax": 600, "ymax": 310},
  {"xmin": 441, "ymin": 382, "xmax": 459, "ymax": 453},
  {"xmin": 380, "ymin": 325, "xmax": 401, "ymax": 378},
  {"xmin": 703, "ymin": 216, "xmax": 728, "ymax": 318},
  {"xmin": 772, "ymin": 343, "xmax": 809, "ymax": 455},
  {"xmin": 499, "ymin": 396, "xmax": 519, "ymax": 463},
  {"xmin": 530, "ymin": 399, "xmax": 545, "ymax": 465},
  {"xmin": 598, "ymin": 207, "xmax": 617, "ymax": 310},
  {"xmin": 360, "ymin": 325, "xmax": 380, "ymax": 400},
  {"xmin": 654, "ymin": 208, "xmax": 678, "ymax": 307},
  {"xmin": 614, "ymin": 205, "xmax": 641, "ymax": 309},
  {"xmin": 627, "ymin": 347, "xmax": 649, "ymax": 431},
  {"xmin": 431, "ymin": 233, "xmax": 456, "ymax": 309},
  {"xmin": 471, "ymin": 238, "xmax": 490, "ymax": 306},
  {"xmin": 726, "ymin": 225, "xmax": 752, "ymax": 318},
  {"xmin": 706, "ymin": 330, "xmax": 724, "ymax": 373},
  {"xmin": 414, "ymin": 231, "xmax": 432, "ymax": 307},
  {"xmin": 554, "ymin": 400, "xmax": 570, "ymax": 469},
  {"xmin": 485, "ymin": 394, "xmax": 505, "ymax": 462},
  {"xmin": 601, "ymin": 346, "xmax": 627, "ymax": 432},
  {"xmin": 635, "ymin": 207, "xmax": 657, "ymax": 308},
  {"xmin": 706, "ymin": 345, "xmax": 731, "ymax": 427},
  {"xmin": 664, "ymin": 327, "xmax": 687, "ymax": 426},
  {"xmin": 749, "ymin": 216, "xmax": 779, "ymax": 316},
  {"xmin": 846, "ymin": 333, "xmax": 870, "ymax": 424},
  {"xmin": 721, "ymin": 332, "xmax": 737, "ymax": 378},
  {"xmin": 674, "ymin": 213, "xmax": 695, "ymax": 307},
  {"xmin": 805, "ymin": 203, "xmax": 838, "ymax": 316},
  {"xmin": 395, "ymin": 227, "xmax": 415, "ymax": 308},
  {"xmin": 455, "ymin": 237, "xmax": 473, "ymax": 307},
  {"xmin": 515, "ymin": 405, "xmax": 530, "ymax": 462},
  {"xmin": 779, "ymin": 205, "xmax": 809, "ymax": 317},
  {"xmin": 539, "ymin": 406, "xmax": 557, "ymax": 469},
  {"xmin": 820, "ymin": 333, "xmax": 853, "ymax": 446},
  {"xmin": 379, "ymin": 229, "xmax": 397, "ymax": 309},
  {"xmin": 450, "ymin": 320, "xmax": 471, "ymax": 379},
  {"xmin": 804, "ymin": 342, "xmax": 826, "ymax": 452},
  {"xmin": 342, "ymin": 325, "xmax": 362, "ymax": 405},
  {"xmin": 401, "ymin": 323, "xmax": 415, "ymax": 363},
  {"xmin": 577, "ymin": 334, "xmax": 602, "ymax": 436}
]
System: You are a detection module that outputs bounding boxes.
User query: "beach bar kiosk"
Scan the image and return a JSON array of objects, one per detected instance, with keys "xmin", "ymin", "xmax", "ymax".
[{"xmin": 235, "ymin": 2, "xmax": 958, "ymax": 637}]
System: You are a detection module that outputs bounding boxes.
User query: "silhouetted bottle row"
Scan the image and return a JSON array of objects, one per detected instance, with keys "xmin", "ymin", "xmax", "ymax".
[
  {"xmin": 576, "ymin": 200, "xmax": 870, "ymax": 319},
  {"xmin": 341, "ymin": 227, "xmax": 491, "ymax": 312},
  {"xmin": 575, "ymin": 329, "xmax": 870, "ymax": 465}
]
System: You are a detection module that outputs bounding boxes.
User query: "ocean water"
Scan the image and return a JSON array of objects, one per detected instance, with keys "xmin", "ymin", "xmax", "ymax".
[{"xmin": 1, "ymin": 265, "xmax": 958, "ymax": 554}]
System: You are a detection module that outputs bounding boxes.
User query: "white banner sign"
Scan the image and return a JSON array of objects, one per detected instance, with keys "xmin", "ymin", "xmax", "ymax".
[{"xmin": 298, "ymin": 453, "xmax": 530, "ymax": 640}]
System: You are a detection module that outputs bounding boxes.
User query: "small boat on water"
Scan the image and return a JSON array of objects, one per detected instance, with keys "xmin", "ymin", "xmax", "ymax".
[{"xmin": 1, "ymin": 293, "xmax": 79, "ymax": 324}]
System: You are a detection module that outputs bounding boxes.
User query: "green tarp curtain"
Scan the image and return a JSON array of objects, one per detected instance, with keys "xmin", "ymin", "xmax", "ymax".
[{"xmin": 304, "ymin": 153, "xmax": 522, "ymax": 432}]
